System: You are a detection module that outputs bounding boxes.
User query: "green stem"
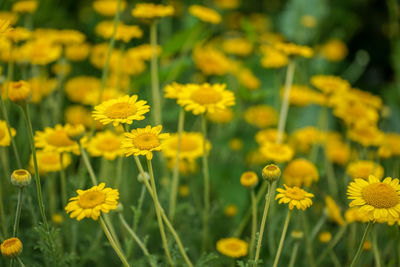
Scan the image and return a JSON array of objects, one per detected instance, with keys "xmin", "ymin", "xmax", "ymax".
[
  {"xmin": 16, "ymin": 257, "xmax": 25, "ymax": 267},
  {"xmin": 325, "ymin": 155, "xmax": 338, "ymax": 199},
  {"xmin": 150, "ymin": 20, "xmax": 162, "ymax": 125},
  {"xmin": 20, "ymin": 104, "xmax": 49, "ymax": 229},
  {"xmin": 0, "ymin": 177, "xmax": 7, "ymax": 238},
  {"xmin": 253, "ymin": 181, "xmax": 275, "ymax": 266},
  {"xmin": 78, "ymin": 141, "xmax": 98, "ymax": 185},
  {"xmin": 114, "ymin": 156, "xmax": 123, "ymax": 188},
  {"xmin": 60, "ymin": 153, "xmax": 67, "ymax": 208},
  {"xmin": 119, "ymin": 213, "xmax": 156, "ymax": 267},
  {"xmin": 249, "ymin": 189, "xmax": 257, "ymax": 259},
  {"xmin": 302, "ymin": 212, "xmax": 316, "ymax": 267},
  {"xmin": 316, "ymin": 224, "xmax": 347, "ymax": 265},
  {"xmin": 169, "ymin": 107, "xmax": 185, "ymax": 220},
  {"xmin": 371, "ymin": 227, "xmax": 382, "ymax": 267},
  {"xmin": 276, "ymin": 60, "xmax": 296, "ymax": 144},
  {"xmin": 288, "ymin": 242, "xmax": 300, "ymax": 267},
  {"xmin": 349, "ymin": 221, "xmax": 373, "ymax": 267},
  {"xmin": 272, "ymin": 210, "xmax": 291, "ymax": 267},
  {"xmin": 12, "ymin": 187, "xmax": 23, "ymax": 236},
  {"xmin": 99, "ymin": 216, "xmax": 130, "ymax": 267},
  {"xmin": 146, "ymin": 159, "xmax": 174, "ymax": 266},
  {"xmin": 310, "ymin": 213, "xmax": 327, "ymax": 241},
  {"xmin": 201, "ymin": 114, "xmax": 210, "ymax": 251}
]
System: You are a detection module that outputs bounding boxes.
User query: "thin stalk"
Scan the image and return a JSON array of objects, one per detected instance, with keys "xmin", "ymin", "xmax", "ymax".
[
  {"xmin": 201, "ymin": 114, "xmax": 210, "ymax": 250},
  {"xmin": 119, "ymin": 213, "xmax": 156, "ymax": 267},
  {"xmin": 276, "ymin": 60, "xmax": 296, "ymax": 144},
  {"xmin": 310, "ymin": 213, "xmax": 327, "ymax": 241},
  {"xmin": 16, "ymin": 257, "xmax": 25, "ymax": 267},
  {"xmin": 12, "ymin": 187, "xmax": 24, "ymax": 236},
  {"xmin": 146, "ymin": 159, "xmax": 174, "ymax": 266},
  {"xmin": 99, "ymin": 216, "xmax": 130, "ymax": 267},
  {"xmin": 133, "ymin": 184, "xmax": 146, "ymax": 231},
  {"xmin": 288, "ymin": 242, "xmax": 300, "ymax": 267},
  {"xmin": 316, "ymin": 224, "xmax": 348, "ymax": 264},
  {"xmin": 169, "ymin": 107, "xmax": 185, "ymax": 220},
  {"xmin": 114, "ymin": 156, "xmax": 123, "ymax": 188},
  {"xmin": 371, "ymin": 227, "xmax": 382, "ymax": 267},
  {"xmin": 324, "ymin": 155, "xmax": 338, "ymax": 199},
  {"xmin": 20, "ymin": 104, "xmax": 48, "ymax": 229},
  {"xmin": 0, "ymin": 177, "xmax": 7, "ymax": 237},
  {"xmin": 60, "ymin": 153, "xmax": 67, "ymax": 207},
  {"xmin": 253, "ymin": 181, "xmax": 275, "ymax": 266},
  {"xmin": 329, "ymin": 250, "xmax": 341, "ymax": 267},
  {"xmin": 78, "ymin": 141, "xmax": 98, "ymax": 185},
  {"xmin": 249, "ymin": 189, "xmax": 257, "ymax": 259},
  {"xmin": 302, "ymin": 213, "xmax": 316, "ymax": 267},
  {"xmin": 349, "ymin": 221, "xmax": 373, "ymax": 267},
  {"xmin": 150, "ymin": 21, "xmax": 162, "ymax": 125},
  {"xmin": 272, "ymin": 210, "xmax": 291, "ymax": 267}
]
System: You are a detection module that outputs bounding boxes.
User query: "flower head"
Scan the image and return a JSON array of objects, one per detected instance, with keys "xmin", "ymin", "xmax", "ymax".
[
  {"xmin": 262, "ymin": 164, "xmax": 281, "ymax": 182},
  {"xmin": 162, "ymin": 132, "xmax": 210, "ymax": 161},
  {"xmin": 189, "ymin": 5, "xmax": 221, "ymax": 24},
  {"xmin": 122, "ymin": 125, "xmax": 169, "ymax": 160},
  {"xmin": 240, "ymin": 171, "xmax": 258, "ymax": 188},
  {"xmin": 65, "ymin": 183, "xmax": 119, "ymax": 221},
  {"xmin": 320, "ymin": 39, "xmax": 348, "ymax": 62},
  {"xmin": 346, "ymin": 160, "xmax": 384, "ymax": 180},
  {"xmin": 260, "ymin": 142, "xmax": 294, "ymax": 163},
  {"xmin": 283, "ymin": 159, "xmax": 319, "ymax": 187},
  {"xmin": 87, "ymin": 131, "xmax": 124, "ymax": 161},
  {"xmin": 1, "ymin": 237, "xmax": 22, "ymax": 258},
  {"xmin": 325, "ymin": 196, "xmax": 345, "ymax": 226},
  {"xmin": 244, "ymin": 105, "xmax": 278, "ymax": 128},
  {"xmin": 318, "ymin": 231, "xmax": 332, "ymax": 243},
  {"xmin": 216, "ymin": 237, "xmax": 248, "ymax": 258},
  {"xmin": 11, "ymin": 169, "xmax": 31, "ymax": 187},
  {"xmin": 347, "ymin": 175, "xmax": 400, "ymax": 223},
  {"xmin": 274, "ymin": 42, "xmax": 313, "ymax": 58},
  {"xmin": 276, "ymin": 185, "xmax": 314, "ymax": 210},
  {"xmin": 34, "ymin": 124, "xmax": 80, "ymax": 154},
  {"xmin": 93, "ymin": 95, "xmax": 150, "ymax": 127},
  {"xmin": 131, "ymin": 3, "xmax": 174, "ymax": 19},
  {"xmin": 93, "ymin": 0, "xmax": 127, "ymax": 16},
  {"xmin": 8, "ymin": 80, "xmax": 32, "ymax": 104},
  {"xmin": 0, "ymin": 120, "xmax": 16, "ymax": 147},
  {"xmin": 29, "ymin": 150, "xmax": 71, "ymax": 175},
  {"xmin": 12, "ymin": 1, "xmax": 38, "ymax": 13}
]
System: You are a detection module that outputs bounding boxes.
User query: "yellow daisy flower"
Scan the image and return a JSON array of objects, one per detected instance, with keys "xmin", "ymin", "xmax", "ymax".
[
  {"xmin": 0, "ymin": 19, "xmax": 12, "ymax": 35},
  {"xmin": 347, "ymin": 122, "xmax": 384, "ymax": 147},
  {"xmin": 216, "ymin": 237, "xmax": 248, "ymax": 258},
  {"xmin": 206, "ymin": 108, "xmax": 234, "ymax": 124},
  {"xmin": 121, "ymin": 125, "xmax": 169, "ymax": 160},
  {"xmin": 164, "ymin": 82, "xmax": 187, "ymax": 99},
  {"xmin": 189, "ymin": 5, "xmax": 221, "ymax": 24},
  {"xmin": 192, "ymin": 46, "xmax": 232, "ymax": 76},
  {"xmin": 310, "ymin": 75, "xmax": 350, "ymax": 95},
  {"xmin": 275, "ymin": 184, "xmax": 314, "ymax": 210},
  {"xmin": 177, "ymin": 83, "xmax": 235, "ymax": 115},
  {"xmin": 65, "ymin": 183, "xmax": 119, "ymax": 221},
  {"xmin": 162, "ymin": 132, "xmax": 210, "ymax": 161},
  {"xmin": 244, "ymin": 105, "xmax": 278, "ymax": 128},
  {"xmin": 274, "ymin": 42, "xmax": 314, "ymax": 58},
  {"xmin": 92, "ymin": 95, "xmax": 150, "ymax": 127},
  {"xmin": 131, "ymin": 3, "xmax": 174, "ymax": 19},
  {"xmin": 34, "ymin": 124, "xmax": 80, "ymax": 154},
  {"xmin": 260, "ymin": 45, "xmax": 289, "ymax": 68},
  {"xmin": 1, "ymin": 237, "xmax": 22, "ymax": 258},
  {"xmin": 325, "ymin": 196, "xmax": 345, "ymax": 226},
  {"xmin": 240, "ymin": 171, "xmax": 259, "ymax": 188},
  {"xmin": 346, "ymin": 160, "xmax": 384, "ymax": 180},
  {"xmin": 255, "ymin": 128, "xmax": 285, "ymax": 145},
  {"xmin": 29, "ymin": 150, "xmax": 72, "ymax": 175},
  {"xmin": 93, "ymin": 0, "xmax": 127, "ymax": 17},
  {"xmin": 347, "ymin": 175, "xmax": 400, "ymax": 223},
  {"xmin": 86, "ymin": 131, "xmax": 124, "ymax": 161},
  {"xmin": 283, "ymin": 158, "xmax": 319, "ymax": 187},
  {"xmin": 0, "ymin": 120, "xmax": 16, "ymax": 147},
  {"xmin": 344, "ymin": 207, "xmax": 370, "ymax": 224},
  {"xmin": 260, "ymin": 142, "xmax": 294, "ymax": 163}
]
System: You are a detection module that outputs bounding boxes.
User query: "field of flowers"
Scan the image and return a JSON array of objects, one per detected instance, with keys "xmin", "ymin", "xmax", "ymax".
[{"xmin": 0, "ymin": 0, "xmax": 399, "ymax": 266}]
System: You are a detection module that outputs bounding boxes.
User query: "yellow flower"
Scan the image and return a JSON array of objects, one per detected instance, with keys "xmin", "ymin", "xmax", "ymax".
[
  {"xmin": 109, "ymin": 50, "xmax": 146, "ymax": 76},
  {"xmin": 228, "ymin": 138, "xmax": 243, "ymax": 151},
  {"xmin": 283, "ymin": 158, "xmax": 319, "ymax": 187},
  {"xmin": 51, "ymin": 213, "xmax": 63, "ymax": 224},
  {"xmin": 363, "ymin": 241, "xmax": 372, "ymax": 251},
  {"xmin": 333, "ymin": 101, "xmax": 379, "ymax": 126},
  {"xmin": 240, "ymin": 171, "xmax": 258, "ymax": 188},
  {"xmin": 4, "ymin": 27, "xmax": 31, "ymax": 43},
  {"xmin": 93, "ymin": 0, "xmax": 127, "ymax": 16},
  {"xmin": 1, "ymin": 237, "xmax": 22, "ymax": 258},
  {"xmin": 26, "ymin": 40, "xmax": 62, "ymax": 65},
  {"xmin": 214, "ymin": 0, "xmax": 240, "ymax": 9},
  {"xmin": 347, "ymin": 122, "xmax": 384, "ymax": 147},
  {"xmin": 222, "ymin": 38, "xmax": 253, "ymax": 56},
  {"xmin": 262, "ymin": 164, "xmax": 281, "ymax": 182},
  {"xmin": 310, "ymin": 75, "xmax": 350, "ymax": 95},
  {"xmin": 246, "ymin": 150, "xmax": 268, "ymax": 166},
  {"xmin": 325, "ymin": 196, "xmax": 345, "ymax": 226},
  {"xmin": 87, "ymin": 131, "xmax": 124, "ymax": 161},
  {"xmin": 189, "ymin": 5, "xmax": 221, "ymax": 24},
  {"xmin": 65, "ymin": 43, "xmax": 90, "ymax": 61},
  {"xmin": 206, "ymin": 108, "xmax": 234, "ymax": 124},
  {"xmin": 282, "ymin": 84, "xmax": 325, "ymax": 107},
  {"xmin": 8, "ymin": 80, "xmax": 32, "ymax": 104},
  {"xmin": 179, "ymin": 185, "xmax": 190, "ymax": 197},
  {"xmin": 65, "ymin": 105, "xmax": 101, "ymax": 130},
  {"xmin": 289, "ymin": 126, "xmax": 325, "ymax": 154},
  {"xmin": 29, "ymin": 150, "xmax": 71, "ymax": 175},
  {"xmin": 274, "ymin": 42, "xmax": 314, "ymax": 58},
  {"xmin": 347, "ymin": 175, "xmax": 400, "ymax": 223},
  {"xmin": 95, "ymin": 21, "xmax": 142, "ymax": 43},
  {"xmin": 166, "ymin": 158, "xmax": 198, "ymax": 176},
  {"xmin": 244, "ymin": 105, "xmax": 278, "ymax": 128},
  {"xmin": 260, "ymin": 45, "xmax": 289, "ymax": 68},
  {"xmin": 324, "ymin": 137, "xmax": 350, "ymax": 166},
  {"xmin": 0, "ymin": 19, "xmax": 11, "ymax": 35},
  {"xmin": 320, "ymin": 39, "xmax": 348, "ymax": 61},
  {"xmin": 300, "ymin": 15, "xmax": 317, "ymax": 28},
  {"xmin": 12, "ymin": 0, "xmax": 38, "ymax": 13},
  {"xmin": 11, "ymin": 169, "xmax": 31, "ymax": 187},
  {"xmin": 164, "ymin": 82, "xmax": 186, "ymax": 99},
  {"xmin": 276, "ymin": 184, "xmax": 314, "ymax": 210},
  {"xmin": 0, "ymin": 12, "xmax": 18, "ymax": 25},
  {"xmin": 233, "ymin": 67, "xmax": 260, "ymax": 90},
  {"xmin": 193, "ymin": 46, "xmax": 232, "ymax": 76},
  {"xmin": 0, "ymin": 120, "xmax": 16, "ymax": 147},
  {"xmin": 127, "ymin": 44, "xmax": 162, "ymax": 61},
  {"xmin": 131, "ymin": 3, "xmax": 174, "ymax": 19},
  {"xmin": 346, "ymin": 160, "xmax": 384, "ymax": 180},
  {"xmin": 34, "ymin": 124, "xmax": 80, "ymax": 154},
  {"xmin": 92, "ymin": 95, "xmax": 150, "ymax": 127},
  {"xmin": 344, "ymin": 207, "xmax": 370, "ymax": 223},
  {"xmin": 224, "ymin": 204, "xmax": 238, "ymax": 217},
  {"xmin": 65, "ymin": 183, "xmax": 119, "ymax": 221},
  {"xmin": 318, "ymin": 231, "xmax": 332, "ymax": 243},
  {"xmin": 28, "ymin": 76, "xmax": 57, "ymax": 103},
  {"xmin": 378, "ymin": 133, "xmax": 400, "ymax": 158},
  {"xmin": 177, "ymin": 83, "xmax": 235, "ymax": 115},
  {"xmin": 122, "ymin": 125, "xmax": 169, "ymax": 160},
  {"xmin": 260, "ymin": 142, "xmax": 294, "ymax": 163},
  {"xmin": 54, "ymin": 29, "xmax": 86, "ymax": 46},
  {"xmin": 90, "ymin": 43, "xmax": 113, "ymax": 69},
  {"xmin": 216, "ymin": 237, "xmax": 248, "ymax": 258},
  {"xmin": 255, "ymin": 128, "xmax": 285, "ymax": 145},
  {"xmin": 162, "ymin": 132, "xmax": 210, "ymax": 161}
]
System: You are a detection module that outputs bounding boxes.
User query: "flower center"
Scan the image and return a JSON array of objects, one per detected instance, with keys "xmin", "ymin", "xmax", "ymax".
[
  {"xmin": 41, "ymin": 154, "xmax": 59, "ymax": 165},
  {"xmin": 362, "ymin": 183, "xmax": 399, "ymax": 208},
  {"xmin": 169, "ymin": 137, "xmax": 198, "ymax": 152},
  {"xmin": 96, "ymin": 137, "xmax": 121, "ymax": 151},
  {"xmin": 190, "ymin": 87, "xmax": 222, "ymax": 105},
  {"xmin": 0, "ymin": 128, "xmax": 5, "ymax": 140},
  {"xmin": 105, "ymin": 102, "xmax": 137, "ymax": 119},
  {"xmin": 46, "ymin": 130, "xmax": 75, "ymax": 147},
  {"xmin": 133, "ymin": 133, "xmax": 160, "ymax": 150},
  {"xmin": 285, "ymin": 187, "xmax": 306, "ymax": 200},
  {"xmin": 79, "ymin": 191, "xmax": 106, "ymax": 209},
  {"xmin": 225, "ymin": 242, "xmax": 241, "ymax": 252}
]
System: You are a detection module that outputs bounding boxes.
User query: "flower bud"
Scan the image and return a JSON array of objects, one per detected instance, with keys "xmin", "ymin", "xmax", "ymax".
[
  {"xmin": 262, "ymin": 164, "xmax": 281, "ymax": 182},
  {"xmin": 240, "ymin": 171, "xmax": 258, "ymax": 188},
  {"xmin": 1, "ymin": 237, "xmax": 23, "ymax": 258},
  {"xmin": 8, "ymin": 80, "xmax": 32, "ymax": 105},
  {"xmin": 11, "ymin": 169, "xmax": 31, "ymax": 187},
  {"xmin": 65, "ymin": 123, "xmax": 85, "ymax": 141},
  {"xmin": 291, "ymin": 230, "xmax": 304, "ymax": 240},
  {"xmin": 137, "ymin": 171, "xmax": 149, "ymax": 182}
]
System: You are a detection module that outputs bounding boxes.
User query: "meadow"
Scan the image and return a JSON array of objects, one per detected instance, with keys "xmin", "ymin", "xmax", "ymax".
[{"xmin": 0, "ymin": 0, "xmax": 400, "ymax": 266}]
